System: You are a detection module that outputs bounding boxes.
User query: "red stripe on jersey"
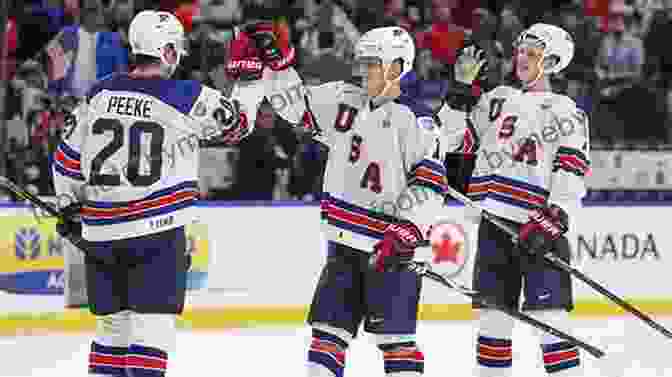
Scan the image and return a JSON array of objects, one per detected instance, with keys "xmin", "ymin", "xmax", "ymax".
[
  {"xmin": 489, "ymin": 181, "xmax": 546, "ymax": 206},
  {"xmin": 413, "ymin": 166, "xmax": 448, "ymax": 190},
  {"xmin": 468, "ymin": 179, "xmax": 546, "ymax": 206},
  {"xmin": 325, "ymin": 202, "xmax": 389, "ymax": 234},
  {"xmin": 125, "ymin": 355, "xmax": 167, "ymax": 371},
  {"xmin": 82, "ymin": 190, "xmax": 198, "ymax": 219},
  {"xmin": 55, "ymin": 148, "xmax": 81, "ymax": 171}
]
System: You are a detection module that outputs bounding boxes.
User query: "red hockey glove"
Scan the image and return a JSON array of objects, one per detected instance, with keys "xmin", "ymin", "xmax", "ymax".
[
  {"xmin": 518, "ymin": 204, "xmax": 569, "ymax": 256},
  {"xmin": 372, "ymin": 222, "xmax": 424, "ymax": 272},
  {"xmin": 241, "ymin": 21, "xmax": 296, "ymax": 71},
  {"xmin": 225, "ymin": 30, "xmax": 264, "ymax": 81}
]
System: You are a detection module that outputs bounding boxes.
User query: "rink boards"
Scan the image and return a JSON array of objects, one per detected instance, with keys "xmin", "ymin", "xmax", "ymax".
[{"xmin": 0, "ymin": 200, "xmax": 670, "ymax": 332}]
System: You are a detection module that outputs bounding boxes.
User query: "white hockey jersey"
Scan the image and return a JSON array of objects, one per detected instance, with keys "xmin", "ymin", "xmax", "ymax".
[
  {"xmin": 229, "ymin": 67, "xmax": 448, "ymax": 252},
  {"xmin": 52, "ymin": 73, "xmax": 255, "ymax": 242},
  {"xmin": 437, "ymin": 85, "xmax": 590, "ymax": 224},
  {"xmin": 304, "ymin": 80, "xmax": 448, "ymax": 252}
]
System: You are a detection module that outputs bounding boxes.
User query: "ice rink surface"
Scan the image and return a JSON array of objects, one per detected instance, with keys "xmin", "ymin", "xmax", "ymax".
[{"xmin": 2, "ymin": 317, "xmax": 671, "ymax": 376}]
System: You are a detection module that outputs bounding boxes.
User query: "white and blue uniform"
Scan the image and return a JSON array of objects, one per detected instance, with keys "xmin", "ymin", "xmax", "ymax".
[
  {"xmin": 52, "ymin": 73, "xmax": 254, "ymax": 242},
  {"xmin": 304, "ymin": 81, "xmax": 448, "ymax": 253},
  {"xmin": 437, "ymin": 85, "xmax": 590, "ymax": 224}
]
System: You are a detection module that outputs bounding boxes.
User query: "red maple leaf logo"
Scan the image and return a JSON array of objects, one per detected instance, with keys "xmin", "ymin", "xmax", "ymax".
[{"xmin": 430, "ymin": 223, "xmax": 465, "ymax": 264}]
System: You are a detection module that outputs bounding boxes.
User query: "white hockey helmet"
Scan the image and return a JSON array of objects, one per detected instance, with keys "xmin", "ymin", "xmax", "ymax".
[
  {"xmin": 354, "ymin": 26, "xmax": 416, "ymax": 80},
  {"xmin": 515, "ymin": 23, "xmax": 574, "ymax": 75},
  {"xmin": 128, "ymin": 10, "xmax": 187, "ymax": 75}
]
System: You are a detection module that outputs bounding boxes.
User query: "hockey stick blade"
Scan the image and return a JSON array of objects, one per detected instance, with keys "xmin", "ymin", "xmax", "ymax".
[
  {"xmin": 0, "ymin": 176, "xmax": 61, "ymax": 218},
  {"xmin": 443, "ymin": 184, "xmax": 672, "ymax": 341},
  {"xmin": 543, "ymin": 252, "xmax": 672, "ymax": 339},
  {"xmin": 407, "ymin": 261, "xmax": 605, "ymax": 358}
]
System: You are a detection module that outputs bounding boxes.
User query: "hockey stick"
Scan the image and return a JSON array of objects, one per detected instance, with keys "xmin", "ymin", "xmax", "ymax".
[
  {"xmin": 405, "ymin": 261, "xmax": 605, "ymax": 358},
  {"xmin": 0, "ymin": 176, "xmax": 86, "ymax": 250},
  {"xmin": 440, "ymin": 184, "xmax": 672, "ymax": 340},
  {"xmin": 0, "ymin": 176, "xmax": 62, "ymax": 217}
]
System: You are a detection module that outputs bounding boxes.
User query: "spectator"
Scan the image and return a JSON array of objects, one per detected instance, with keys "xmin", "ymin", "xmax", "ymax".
[
  {"xmin": 382, "ymin": 0, "xmax": 416, "ymax": 31},
  {"xmin": 593, "ymin": 0, "xmax": 645, "ymax": 142},
  {"xmin": 470, "ymin": 7, "xmax": 504, "ymax": 90},
  {"xmin": 558, "ymin": 2, "xmax": 601, "ymax": 112},
  {"xmin": 197, "ymin": 0, "xmax": 242, "ymax": 27},
  {"xmin": 12, "ymin": 0, "xmax": 66, "ymax": 62},
  {"xmin": 2, "ymin": 14, "xmax": 18, "ymax": 82},
  {"xmin": 421, "ymin": 0, "xmax": 468, "ymax": 70},
  {"xmin": 299, "ymin": 0, "xmax": 359, "ymax": 61},
  {"xmin": 644, "ymin": 0, "xmax": 672, "ymax": 114},
  {"xmin": 497, "ymin": 2, "xmax": 524, "ymax": 67},
  {"xmin": 43, "ymin": 0, "xmax": 128, "ymax": 99},
  {"xmin": 231, "ymin": 100, "xmax": 297, "ymax": 201},
  {"xmin": 353, "ymin": 0, "xmax": 386, "ymax": 31},
  {"xmin": 107, "ymin": 0, "xmax": 134, "ymax": 46},
  {"xmin": 595, "ymin": 0, "xmax": 644, "ymax": 95}
]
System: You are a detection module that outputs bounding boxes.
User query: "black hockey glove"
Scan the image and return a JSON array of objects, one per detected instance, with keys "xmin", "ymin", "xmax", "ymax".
[
  {"xmin": 518, "ymin": 204, "xmax": 569, "ymax": 257},
  {"xmin": 56, "ymin": 202, "xmax": 83, "ymax": 245}
]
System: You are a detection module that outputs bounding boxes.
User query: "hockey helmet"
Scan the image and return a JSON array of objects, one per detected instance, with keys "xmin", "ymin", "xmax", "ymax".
[
  {"xmin": 128, "ymin": 10, "xmax": 188, "ymax": 75},
  {"xmin": 354, "ymin": 26, "xmax": 416, "ymax": 81},
  {"xmin": 515, "ymin": 23, "xmax": 574, "ymax": 75}
]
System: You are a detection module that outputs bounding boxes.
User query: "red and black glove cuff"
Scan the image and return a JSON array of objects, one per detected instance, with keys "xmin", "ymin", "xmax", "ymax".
[
  {"xmin": 241, "ymin": 21, "xmax": 296, "ymax": 70},
  {"xmin": 225, "ymin": 29, "xmax": 264, "ymax": 81},
  {"xmin": 519, "ymin": 204, "xmax": 569, "ymax": 254}
]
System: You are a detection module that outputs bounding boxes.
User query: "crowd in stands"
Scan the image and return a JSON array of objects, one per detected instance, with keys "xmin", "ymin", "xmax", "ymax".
[{"xmin": 2, "ymin": 0, "xmax": 672, "ymax": 201}]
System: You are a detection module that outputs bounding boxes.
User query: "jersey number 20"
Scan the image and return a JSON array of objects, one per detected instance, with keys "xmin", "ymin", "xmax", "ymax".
[{"xmin": 90, "ymin": 118, "xmax": 164, "ymax": 187}]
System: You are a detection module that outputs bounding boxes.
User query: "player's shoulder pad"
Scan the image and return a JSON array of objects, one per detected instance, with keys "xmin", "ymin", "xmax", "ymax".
[
  {"xmin": 86, "ymin": 73, "xmax": 203, "ymax": 115},
  {"xmin": 394, "ymin": 94, "xmax": 439, "ymax": 132}
]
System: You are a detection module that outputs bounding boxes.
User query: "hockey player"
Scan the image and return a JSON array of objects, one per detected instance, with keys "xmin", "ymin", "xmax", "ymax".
[
  {"xmin": 51, "ymin": 10, "xmax": 252, "ymax": 377},
  {"xmin": 225, "ymin": 25, "xmax": 449, "ymax": 377},
  {"xmin": 437, "ymin": 24, "xmax": 589, "ymax": 376}
]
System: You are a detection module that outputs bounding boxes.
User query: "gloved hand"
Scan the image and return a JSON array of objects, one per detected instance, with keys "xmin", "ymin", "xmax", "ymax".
[
  {"xmin": 446, "ymin": 42, "xmax": 488, "ymax": 111},
  {"xmin": 372, "ymin": 221, "xmax": 424, "ymax": 272},
  {"xmin": 56, "ymin": 202, "xmax": 83, "ymax": 244},
  {"xmin": 216, "ymin": 98, "xmax": 251, "ymax": 145},
  {"xmin": 241, "ymin": 21, "xmax": 296, "ymax": 71},
  {"xmin": 518, "ymin": 204, "xmax": 569, "ymax": 256},
  {"xmin": 225, "ymin": 29, "xmax": 264, "ymax": 81},
  {"xmin": 454, "ymin": 43, "xmax": 488, "ymax": 86}
]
